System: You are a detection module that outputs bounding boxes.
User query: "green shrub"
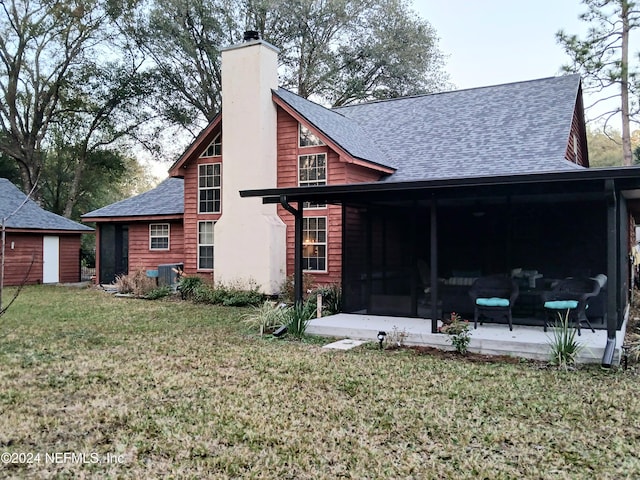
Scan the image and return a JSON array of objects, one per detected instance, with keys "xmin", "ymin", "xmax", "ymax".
[
  {"xmin": 308, "ymin": 283, "xmax": 342, "ymax": 316},
  {"xmin": 188, "ymin": 280, "xmax": 265, "ymax": 307},
  {"xmin": 178, "ymin": 276, "xmax": 205, "ymax": 300},
  {"xmin": 279, "ymin": 273, "xmax": 315, "ymax": 304},
  {"xmin": 146, "ymin": 285, "xmax": 172, "ymax": 300}
]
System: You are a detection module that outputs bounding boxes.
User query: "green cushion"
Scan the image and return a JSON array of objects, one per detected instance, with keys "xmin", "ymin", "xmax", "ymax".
[
  {"xmin": 476, "ymin": 297, "xmax": 510, "ymax": 307},
  {"xmin": 544, "ymin": 300, "xmax": 578, "ymax": 310}
]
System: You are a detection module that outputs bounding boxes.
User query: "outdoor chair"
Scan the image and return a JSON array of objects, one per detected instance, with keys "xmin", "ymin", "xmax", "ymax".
[
  {"xmin": 542, "ymin": 277, "xmax": 600, "ymax": 335},
  {"xmin": 469, "ymin": 275, "xmax": 520, "ymax": 331}
]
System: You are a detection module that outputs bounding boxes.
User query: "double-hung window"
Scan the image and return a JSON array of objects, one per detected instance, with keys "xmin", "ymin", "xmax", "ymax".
[
  {"xmin": 199, "ymin": 164, "xmax": 221, "ymax": 213},
  {"xmin": 302, "ymin": 217, "xmax": 327, "ymax": 271},
  {"xmin": 149, "ymin": 224, "xmax": 169, "ymax": 250},
  {"xmin": 198, "ymin": 221, "xmax": 215, "ymax": 270},
  {"xmin": 298, "ymin": 153, "xmax": 326, "ymax": 209}
]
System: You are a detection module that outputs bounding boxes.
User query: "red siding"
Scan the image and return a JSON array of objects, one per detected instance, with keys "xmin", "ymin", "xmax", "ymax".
[
  {"xmin": 127, "ymin": 221, "xmax": 185, "ymax": 272},
  {"xmin": 59, "ymin": 235, "xmax": 81, "ymax": 283},
  {"xmin": 180, "ymin": 125, "xmax": 222, "ymax": 276},
  {"xmin": 3, "ymin": 233, "xmax": 43, "ymax": 285},
  {"xmin": 565, "ymin": 100, "xmax": 588, "ymax": 167},
  {"xmin": 276, "ymin": 107, "xmax": 383, "ymax": 286}
]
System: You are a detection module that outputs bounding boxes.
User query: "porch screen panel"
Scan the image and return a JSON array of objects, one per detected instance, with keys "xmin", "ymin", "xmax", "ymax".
[
  {"xmin": 342, "ymin": 206, "xmax": 368, "ymax": 313},
  {"xmin": 368, "ymin": 207, "xmax": 414, "ymax": 316}
]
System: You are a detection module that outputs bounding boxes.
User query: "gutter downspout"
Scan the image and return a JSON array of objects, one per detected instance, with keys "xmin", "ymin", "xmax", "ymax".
[
  {"xmin": 280, "ymin": 195, "xmax": 303, "ymax": 305},
  {"xmin": 602, "ymin": 180, "xmax": 617, "ymax": 368}
]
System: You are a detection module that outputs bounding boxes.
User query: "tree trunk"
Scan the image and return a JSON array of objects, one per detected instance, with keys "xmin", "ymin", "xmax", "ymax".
[{"xmin": 621, "ymin": 0, "xmax": 632, "ymax": 166}]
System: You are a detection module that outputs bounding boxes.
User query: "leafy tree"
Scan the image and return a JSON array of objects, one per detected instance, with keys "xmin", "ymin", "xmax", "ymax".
[
  {"xmin": 0, "ymin": 0, "xmax": 154, "ymax": 204},
  {"xmin": 557, "ymin": 0, "xmax": 640, "ymax": 166},
  {"xmin": 135, "ymin": 0, "xmax": 449, "ymax": 129},
  {"xmin": 587, "ymin": 127, "xmax": 624, "ymax": 167}
]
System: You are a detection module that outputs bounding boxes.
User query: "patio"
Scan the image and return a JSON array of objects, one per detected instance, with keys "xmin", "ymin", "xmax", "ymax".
[{"xmin": 307, "ymin": 313, "xmax": 627, "ymax": 364}]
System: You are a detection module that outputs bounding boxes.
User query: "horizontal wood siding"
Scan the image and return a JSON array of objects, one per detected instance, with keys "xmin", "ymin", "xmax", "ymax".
[
  {"xmin": 59, "ymin": 235, "xmax": 81, "ymax": 283},
  {"xmin": 3, "ymin": 233, "xmax": 43, "ymax": 285},
  {"xmin": 182, "ymin": 127, "xmax": 222, "ymax": 276},
  {"xmin": 565, "ymin": 102, "xmax": 587, "ymax": 167},
  {"xmin": 276, "ymin": 107, "xmax": 385, "ymax": 287},
  {"xmin": 128, "ymin": 221, "xmax": 185, "ymax": 272}
]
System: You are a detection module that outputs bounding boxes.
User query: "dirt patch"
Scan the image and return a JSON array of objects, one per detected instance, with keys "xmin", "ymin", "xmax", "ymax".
[{"xmin": 388, "ymin": 345, "xmax": 539, "ymax": 365}]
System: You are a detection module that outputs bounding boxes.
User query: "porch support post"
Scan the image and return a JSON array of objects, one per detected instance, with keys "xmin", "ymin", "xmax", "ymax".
[
  {"xmin": 280, "ymin": 195, "xmax": 304, "ymax": 305},
  {"xmin": 430, "ymin": 198, "xmax": 439, "ymax": 333},
  {"xmin": 603, "ymin": 180, "xmax": 618, "ymax": 368}
]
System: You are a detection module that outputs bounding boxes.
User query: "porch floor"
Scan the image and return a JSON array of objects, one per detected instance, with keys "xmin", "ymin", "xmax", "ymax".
[{"xmin": 307, "ymin": 313, "xmax": 625, "ymax": 365}]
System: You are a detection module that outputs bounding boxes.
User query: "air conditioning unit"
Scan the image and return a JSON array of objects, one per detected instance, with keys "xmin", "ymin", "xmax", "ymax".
[{"xmin": 158, "ymin": 263, "xmax": 183, "ymax": 287}]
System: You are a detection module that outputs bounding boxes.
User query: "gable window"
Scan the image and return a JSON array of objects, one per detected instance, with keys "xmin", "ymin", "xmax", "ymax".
[
  {"xmin": 149, "ymin": 224, "xmax": 170, "ymax": 250},
  {"xmin": 299, "ymin": 124, "xmax": 325, "ymax": 147},
  {"xmin": 199, "ymin": 164, "xmax": 221, "ymax": 213},
  {"xmin": 299, "ymin": 153, "xmax": 326, "ymax": 208},
  {"xmin": 198, "ymin": 221, "xmax": 215, "ymax": 270},
  {"xmin": 302, "ymin": 217, "xmax": 327, "ymax": 271},
  {"xmin": 200, "ymin": 133, "xmax": 221, "ymax": 157}
]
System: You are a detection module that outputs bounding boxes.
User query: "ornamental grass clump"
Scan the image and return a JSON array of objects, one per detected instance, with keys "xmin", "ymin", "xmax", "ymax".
[
  {"xmin": 284, "ymin": 301, "xmax": 315, "ymax": 339},
  {"xmin": 548, "ymin": 309, "xmax": 583, "ymax": 369},
  {"xmin": 441, "ymin": 312, "xmax": 471, "ymax": 355}
]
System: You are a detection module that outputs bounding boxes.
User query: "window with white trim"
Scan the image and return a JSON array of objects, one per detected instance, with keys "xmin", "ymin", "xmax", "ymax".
[
  {"xmin": 299, "ymin": 153, "xmax": 326, "ymax": 208},
  {"xmin": 199, "ymin": 163, "xmax": 221, "ymax": 213},
  {"xmin": 198, "ymin": 221, "xmax": 215, "ymax": 270},
  {"xmin": 149, "ymin": 224, "xmax": 169, "ymax": 250},
  {"xmin": 302, "ymin": 217, "xmax": 327, "ymax": 271},
  {"xmin": 299, "ymin": 124, "xmax": 325, "ymax": 147},
  {"xmin": 200, "ymin": 133, "xmax": 221, "ymax": 157}
]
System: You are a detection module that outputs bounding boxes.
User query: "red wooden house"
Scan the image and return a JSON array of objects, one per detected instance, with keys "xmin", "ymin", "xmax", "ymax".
[
  {"xmin": 1, "ymin": 179, "xmax": 93, "ymax": 285},
  {"xmin": 83, "ymin": 35, "xmax": 591, "ymax": 292},
  {"xmin": 83, "ymin": 34, "xmax": 640, "ymax": 366}
]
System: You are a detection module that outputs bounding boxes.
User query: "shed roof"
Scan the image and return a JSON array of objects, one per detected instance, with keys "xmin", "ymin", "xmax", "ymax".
[
  {"xmin": 82, "ymin": 177, "xmax": 184, "ymax": 219},
  {"xmin": 0, "ymin": 179, "xmax": 93, "ymax": 232}
]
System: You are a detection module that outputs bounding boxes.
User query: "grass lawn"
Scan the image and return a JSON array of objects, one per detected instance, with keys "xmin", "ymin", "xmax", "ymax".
[{"xmin": 0, "ymin": 285, "xmax": 639, "ymax": 478}]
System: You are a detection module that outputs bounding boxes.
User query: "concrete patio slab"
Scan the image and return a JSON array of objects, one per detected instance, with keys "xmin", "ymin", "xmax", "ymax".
[
  {"xmin": 321, "ymin": 339, "xmax": 366, "ymax": 350},
  {"xmin": 307, "ymin": 313, "xmax": 625, "ymax": 364}
]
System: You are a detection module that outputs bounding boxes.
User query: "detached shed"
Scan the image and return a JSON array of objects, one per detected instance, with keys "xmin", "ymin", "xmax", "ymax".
[{"xmin": 0, "ymin": 179, "xmax": 94, "ymax": 285}]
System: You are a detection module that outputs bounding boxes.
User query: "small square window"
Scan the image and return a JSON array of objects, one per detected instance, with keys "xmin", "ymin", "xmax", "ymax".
[{"xmin": 150, "ymin": 224, "xmax": 169, "ymax": 250}]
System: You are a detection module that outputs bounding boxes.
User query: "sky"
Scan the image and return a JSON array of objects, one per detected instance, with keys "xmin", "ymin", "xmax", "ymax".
[{"xmin": 413, "ymin": 0, "xmax": 586, "ymax": 89}]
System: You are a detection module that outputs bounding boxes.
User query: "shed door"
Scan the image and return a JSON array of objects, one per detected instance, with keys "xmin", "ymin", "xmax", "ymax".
[{"xmin": 43, "ymin": 236, "xmax": 60, "ymax": 283}]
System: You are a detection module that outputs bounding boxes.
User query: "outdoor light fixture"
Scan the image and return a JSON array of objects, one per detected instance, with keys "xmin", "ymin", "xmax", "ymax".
[{"xmin": 377, "ymin": 331, "xmax": 386, "ymax": 350}]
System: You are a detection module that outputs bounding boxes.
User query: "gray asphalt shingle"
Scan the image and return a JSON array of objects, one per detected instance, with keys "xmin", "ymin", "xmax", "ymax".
[
  {"xmin": 0, "ymin": 179, "xmax": 93, "ymax": 231},
  {"xmin": 82, "ymin": 177, "xmax": 184, "ymax": 219},
  {"xmin": 277, "ymin": 75, "xmax": 583, "ymax": 182}
]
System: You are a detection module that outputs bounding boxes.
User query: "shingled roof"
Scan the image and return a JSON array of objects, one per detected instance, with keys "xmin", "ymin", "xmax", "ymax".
[
  {"xmin": 82, "ymin": 177, "xmax": 184, "ymax": 219},
  {"xmin": 275, "ymin": 74, "xmax": 584, "ymax": 182},
  {"xmin": 0, "ymin": 179, "xmax": 93, "ymax": 232}
]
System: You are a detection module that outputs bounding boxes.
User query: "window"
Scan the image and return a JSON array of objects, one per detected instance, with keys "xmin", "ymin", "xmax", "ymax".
[
  {"xmin": 198, "ymin": 221, "xmax": 215, "ymax": 270},
  {"xmin": 149, "ymin": 224, "xmax": 169, "ymax": 250},
  {"xmin": 303, "ymin": 217, "xmax": 327, "ymax": 271},
  {"xmin": 200, "ymin": 133, "xmax": 221, "ymax": 157},
  {"xmin": 299, "ymin": 153, "xmax": 326, "ymax": 208},
  {"xmin": 299, "ymin": 124, "xmax": 325, "ymax": 147},
  {"xmin": 199, "ymin": 164, "xmax": 221, "ymax": 213}
]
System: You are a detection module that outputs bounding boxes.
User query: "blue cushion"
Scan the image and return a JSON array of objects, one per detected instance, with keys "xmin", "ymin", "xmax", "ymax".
[
  {"xmin": 544, "ymin": 300, "xmax": 578, "ymax": 310},
  {"xmin": 476, "ymin": 297, "xmax": 510, "ymax": 307}
]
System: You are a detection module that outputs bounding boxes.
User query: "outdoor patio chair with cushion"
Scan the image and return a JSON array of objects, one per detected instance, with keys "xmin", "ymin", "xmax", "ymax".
[
  {"xmin": 542, "ymin": 277, "xmax": 600, "ymax": 335},
  {"xmin": 469, "ymin": 275, "xmax": 520, "ymax": 331}
]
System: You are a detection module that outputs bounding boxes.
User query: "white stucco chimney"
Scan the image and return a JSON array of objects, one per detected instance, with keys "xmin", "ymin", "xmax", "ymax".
[{"xmin": 214, "ymin": 34, "xmax": 286, "ymax": 294}]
